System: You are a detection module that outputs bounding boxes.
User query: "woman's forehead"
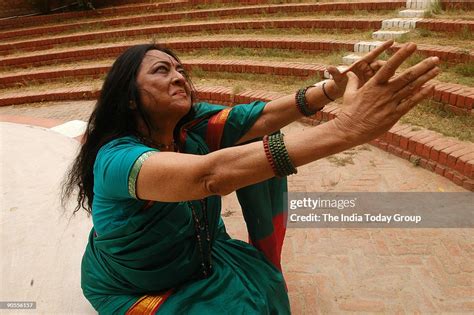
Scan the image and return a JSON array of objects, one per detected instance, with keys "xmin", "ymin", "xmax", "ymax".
[{"xmin": 141, "ymin": 50, "xmax": 180, "ymax": 67}]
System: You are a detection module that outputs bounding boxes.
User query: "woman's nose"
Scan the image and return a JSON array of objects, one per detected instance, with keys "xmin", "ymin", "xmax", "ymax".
[{"xmin": 171, "ymin": 69, "xmax": 186, "ymax": 85}]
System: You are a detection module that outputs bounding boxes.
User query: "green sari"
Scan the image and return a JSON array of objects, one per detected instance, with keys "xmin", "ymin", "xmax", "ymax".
[{"xmin": 81, "ymin": 102, "xmax": 290, "ymax": 314}]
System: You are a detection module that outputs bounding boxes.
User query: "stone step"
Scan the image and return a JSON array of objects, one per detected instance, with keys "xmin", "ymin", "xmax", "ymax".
[
  {"xmin": 381, "ymin": 18, "xmax": 420, "ymax": 29},
  {"xmin": 372, "ymin": 30, "xmax": 410, "ymax": 40},
  {"xmin": 399, "ymin": 9, "xmax": 426, "ymax": 18},
  {"xmin": 354, "ymin": 41, "xmax": 385, "ymax": 53},
  {"xmin": 342, "ymin": 54, "xmax": 362, "ymax": 65},
  {"xmin": 406, "ymin": 0, "xmax": 435, "ymax": 10}
]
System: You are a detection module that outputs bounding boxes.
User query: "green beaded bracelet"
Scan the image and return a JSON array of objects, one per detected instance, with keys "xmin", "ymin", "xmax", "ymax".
[{"xmin": 267, "ymin": 133, "xmax": 297, "ymax": 177}]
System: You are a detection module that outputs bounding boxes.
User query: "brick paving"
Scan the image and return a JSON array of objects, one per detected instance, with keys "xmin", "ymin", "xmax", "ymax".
[{"xmin": 224, "ymin": 122, "xmax": 471, "ymax": 313}]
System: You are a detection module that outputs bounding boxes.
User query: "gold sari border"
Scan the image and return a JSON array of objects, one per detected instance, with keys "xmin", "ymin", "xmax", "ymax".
[
  {"xmin": 126, "ymin": 290, "xmax": 173, "ymax": 315},
  {"xmin": 128, "ymin": 151, "xmax": 155, "ymax": 199},
  {"xmin": 206, "ymin": 108, "xmax": 231, "ymax": 152}
]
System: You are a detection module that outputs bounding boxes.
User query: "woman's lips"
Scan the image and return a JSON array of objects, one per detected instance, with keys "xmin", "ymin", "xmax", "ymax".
[{"xmin": 173, "ymin": 90, "xmax": 187, "ymax": 97}]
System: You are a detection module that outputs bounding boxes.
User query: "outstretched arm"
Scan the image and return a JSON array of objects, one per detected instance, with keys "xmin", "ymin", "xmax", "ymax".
[{"xmin": 137, "ymin": 43, "xmax": 439, "ymax": 202}]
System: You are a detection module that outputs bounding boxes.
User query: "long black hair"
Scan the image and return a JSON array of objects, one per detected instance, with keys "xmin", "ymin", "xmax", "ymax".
[{"xmin": 61, "ymin": 44, "xmax": 195, "ymax": 214}]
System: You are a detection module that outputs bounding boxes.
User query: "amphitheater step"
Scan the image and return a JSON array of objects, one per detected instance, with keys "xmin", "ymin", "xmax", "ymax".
[
  {"xmin": 406, "ymin": 0, "xmax": 435, "ymax": 10},
  {"xmin": 354, "ymin": 41, "xmax": 385, "ymax": 53},
  {"xmin": 381, "ymin": 18, "xmax": 420, "ymax": 30},
  {"xmin": 0, "ymin": 1, "xmax": 407, "ymax": 31},
  {"xmin": 372, "ymin": 30, "xmax": 410, "ymax": 40},
  {"xmin": 1, "ymin": 38, "xmax": 471, "ymax": 70},
  {"xmin": 342, "ymin": 54, "xmax": 362, "ymax": 65},
  {"xmin": 1, "ymin": 60, "xmax": 471, "ymax": 113},
  {"xmin": 50, "ymin": 120, "xmax": 87, "ymax": 138},
  {"xmin": 398, "ymin": 9, "xmax": 426, "ymax": 18},
  {"xmin": 0, "ymin": 18, "xmax": 384, "ymax": 56}
]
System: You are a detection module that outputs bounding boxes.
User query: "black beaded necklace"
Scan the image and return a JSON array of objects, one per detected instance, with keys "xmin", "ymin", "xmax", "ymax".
[
  {"xmin": 136, "ymin": 135, "xmax": 212, "ymax": 277},
  {"xmin": 188, "ymin": 199, "xmax": 212, "ymax": 278},
  {"xmin": 135, "ymin": 134, "xmax": 178, "ymax": 152}
]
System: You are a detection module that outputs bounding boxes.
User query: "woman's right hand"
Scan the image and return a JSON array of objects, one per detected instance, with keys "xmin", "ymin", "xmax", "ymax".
[{"xmin": 333, "ymin": 42, "xmax": 440, "ymax": 145}]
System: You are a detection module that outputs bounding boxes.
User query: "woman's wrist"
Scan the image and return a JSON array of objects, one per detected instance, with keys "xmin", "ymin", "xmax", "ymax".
[
  {"xmin": 324, "ymin": 79, "xmax": 344, "ymax": 100},
  {"xmin": 304, "ymin": 80, "xmax": 341, "ymax": 112}
]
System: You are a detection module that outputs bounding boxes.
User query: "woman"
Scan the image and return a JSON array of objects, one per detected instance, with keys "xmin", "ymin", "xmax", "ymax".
[{"xmin": 62, "ymin": 40, "xmax": 439, "ymax": 314}]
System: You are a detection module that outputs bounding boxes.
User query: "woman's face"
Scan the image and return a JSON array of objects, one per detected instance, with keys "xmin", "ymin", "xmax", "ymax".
[{"xmin": 136, "ymin": 50, "xmax": 192, "ymax": 125}]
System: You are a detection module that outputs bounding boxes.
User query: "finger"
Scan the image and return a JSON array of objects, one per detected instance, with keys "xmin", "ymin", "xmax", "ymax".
[
  {"xmin": 341, "ymin": 40, "xmax": 393, "ymax": 75},
  {"xmin": 390, "ymin": 56, "xmax": 440, "ymax": 91},
  {"xmin": 392, "ymin": 66, "xmax": 439, "ymax": 102},
  {"xmin": 372, "ymin": 42, "xmax": 417, "ymax": 84},
  {"xmin": 344, "ymin": 71, "xmax": 359, "ymax": 96},
  {"xmin": 326, "ymin": 65, "xmax": 343, "ymax": 81},
  {"xmin": 396, "ymin": 85, "xmax": 435, "ymax": 116},
  {"xmin": 369, "ymin": 60, "xmax": 386, "ymax": 72}
]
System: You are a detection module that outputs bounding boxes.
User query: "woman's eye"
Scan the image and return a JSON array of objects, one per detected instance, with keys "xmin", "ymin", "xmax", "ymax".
[{"xmin": 154, "ymin": 66, "xmax": 168, "ymax": 73}]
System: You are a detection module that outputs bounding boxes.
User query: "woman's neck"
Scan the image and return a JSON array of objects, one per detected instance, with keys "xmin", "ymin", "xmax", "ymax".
[{"xmin": 135, "ymin": 119, "xmax": 177, "ymax": 151}]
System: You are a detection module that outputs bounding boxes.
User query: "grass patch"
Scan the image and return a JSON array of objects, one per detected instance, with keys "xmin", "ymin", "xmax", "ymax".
[
  {"xmin": 452, "ymin": 62, "xmax": 474, "ymax": 78},
  {"xmin": 394, "ymin": 53, "xmax": 474, "ymax": 87},
  {"xmin": 326, "ymin": 155, "xmax": 355, "ymax": 167},
  {"xmin": 424, "ymin": 0, "xmax": 443, "ymax": 18},
  {"xmin": 400, "ymin": 99, "xmax": 474, "ymax": 141},
  {"xmin": 183, "ymin": 47, "xmax": 349, "ymax": 66},
  {"xmin": 429, "ymin": 9, "xmax": 474, "ymax": 20},
  {"xmin": 191, "ymin": 67, "xmax": 323, "ymax": 94},
  {"xmin": 391, "ymin": 28, "xmax": 473, "ymax": 50}
]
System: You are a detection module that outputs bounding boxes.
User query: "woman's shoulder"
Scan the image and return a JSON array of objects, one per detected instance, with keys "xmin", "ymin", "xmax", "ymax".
[
  {"xmin": 193, "ymin": 102, "xmax": 227, "ymax": 117},
  {"xmin": 98, "ymin": 136, "xmax": 147, "ymax": 155},
  {"xmin": 95, "ymin": 136, "xmax": 156, "ymax": 167},
  {"xmin": 101, "ymin": 135, "xmax": 141, "ymax": 149}
]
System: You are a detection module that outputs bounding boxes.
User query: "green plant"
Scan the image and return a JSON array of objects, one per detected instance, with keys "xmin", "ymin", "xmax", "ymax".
[
  {"xmin": 424, "ymin": 0, "xmax": 443, "ymax": 17},
  {"xmin": 459, "ymin": 25, "xmax": 473, "ymax": 40},
  {"xmin": 397, "ymin": 33, "xmax": 410, "ymax": 43},
  {"xmin": 405, "ymin": 53, "xmax": 425, "ymax": 68},
  {"xmin": 417, "ymin": 28, "xmax": 433, "ymax": 38},
  {"xmin": 232, "ymin": 84, "xmax": 244, "ymax": 95},
  {"xmin": 410, "ymin": 156, "xmax": 421, "ymax": 167},
  {"xmin": 452, "ymin": 62, "xmax": 474, "ymax": 78},
  {"xmin": 190, "ymin": 66, "xmax": 206, "ymax": 77}
]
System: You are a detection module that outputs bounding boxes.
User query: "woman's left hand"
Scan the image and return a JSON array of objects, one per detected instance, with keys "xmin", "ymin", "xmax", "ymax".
[{"xmin": 327, "ymin": 40, "xmax": 393, "ymax": 96}]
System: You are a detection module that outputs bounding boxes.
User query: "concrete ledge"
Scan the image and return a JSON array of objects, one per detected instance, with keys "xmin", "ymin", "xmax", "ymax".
[
  {"xmin": 372, "ymin": 30, "xmax": 410, "ymax": 40},
  {"xmin": 399, "ymin": 9, "xmax": 425, "ymax": 18},
  {"xmin": 381, "ymin": 18, "xmax": 421, "ymax": 29}
]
